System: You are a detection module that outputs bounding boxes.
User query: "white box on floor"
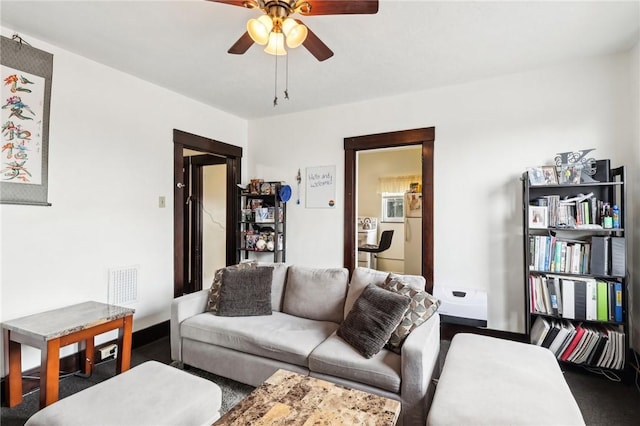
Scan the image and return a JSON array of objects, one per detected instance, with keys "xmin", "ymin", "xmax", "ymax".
[{"xmin": 433, "ymin": 285, "xmax": 487, "ymax": 327}]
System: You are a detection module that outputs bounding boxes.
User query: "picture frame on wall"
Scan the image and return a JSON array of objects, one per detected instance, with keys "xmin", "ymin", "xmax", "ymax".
[{"xmin": 529, "ymin": 205, "xmax": 548, "ymax": 229}]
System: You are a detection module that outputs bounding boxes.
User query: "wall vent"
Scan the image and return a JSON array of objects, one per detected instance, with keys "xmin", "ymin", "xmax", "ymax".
[{"xmin": 108, "ymin": 266, "xmax": 138, "ymax": 306}]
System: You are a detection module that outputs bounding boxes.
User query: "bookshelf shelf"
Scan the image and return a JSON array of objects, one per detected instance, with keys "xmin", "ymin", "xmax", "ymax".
[{"xmin": 522, "ymin": 166, "xmax": 628, "ymax": 372}]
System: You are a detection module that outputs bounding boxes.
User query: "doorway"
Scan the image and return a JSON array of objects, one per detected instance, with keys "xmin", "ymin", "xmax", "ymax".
[
  {"xmin": 173, "ymin": 130, "xmax": 242, "ymax": 297},
  {"xmin": 183, "ymin": 152, "xmax": 227, "ymax": 294},
  {"xmin": 344, "ymin": 127, "xmax": 435, "ymax": 293}
]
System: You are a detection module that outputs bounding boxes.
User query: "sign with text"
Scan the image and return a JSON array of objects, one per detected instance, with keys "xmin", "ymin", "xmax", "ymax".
[{"xmin": 306, "ymin": 165, "xmax": 336, "ymax": 208}]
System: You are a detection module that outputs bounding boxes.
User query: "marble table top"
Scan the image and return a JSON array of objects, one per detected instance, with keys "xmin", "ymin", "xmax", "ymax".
[
  {"xmin": 214, "ymin": 369, "xmax": 401, "ymax": 425},
  {"xmin": 2, "ymin": 301, "xmax": 134, "ymax": 341}
]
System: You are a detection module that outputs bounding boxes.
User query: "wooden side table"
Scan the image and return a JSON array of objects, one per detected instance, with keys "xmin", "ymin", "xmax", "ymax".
[{"xmin": 2, "ymin": 301, "xmax": 134, "ymax": 408}]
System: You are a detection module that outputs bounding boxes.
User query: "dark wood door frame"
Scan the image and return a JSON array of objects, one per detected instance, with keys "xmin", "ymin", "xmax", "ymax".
[
  {"xmin": 344, "ymin": 127, "xmax": 435, "ymax": 293},
  {"xmin": 173, "ymin": 129, "xmax": 242, "ymax": 298}
]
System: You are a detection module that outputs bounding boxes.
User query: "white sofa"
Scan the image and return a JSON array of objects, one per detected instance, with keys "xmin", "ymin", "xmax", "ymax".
[{"xmin": 171, "ymin": 265, "xmax": 440, "ymax": 426}]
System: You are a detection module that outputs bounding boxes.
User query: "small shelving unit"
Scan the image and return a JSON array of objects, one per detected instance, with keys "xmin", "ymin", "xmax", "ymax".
[
  {"xmin": 238, "ymin": 181, "xmax": 286, "ymax": 263},
  {"xmin": 522, "ymin": 166, "xmax": 628, "ymax": 372}
]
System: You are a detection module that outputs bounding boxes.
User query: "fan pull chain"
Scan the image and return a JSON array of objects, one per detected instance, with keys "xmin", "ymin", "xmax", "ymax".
[
  {"xmin": 284, "ymin": 53, "xmax": 289, "ymax": 100},
  {"xmin": 273, "ymin": 51, "xmax": 278, "ymax": 107}
]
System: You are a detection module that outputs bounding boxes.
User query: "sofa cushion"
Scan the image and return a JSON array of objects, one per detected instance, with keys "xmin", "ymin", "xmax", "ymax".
[
  {"xmin": 380, "ymin": 276, "xmax": 440, "ymax": 353},
  {"xmin": 259, "ymin": 262, "xmax": 288, "ymax": 312},
  {"xmin": 180, "ymin": 311, "xmax": 339, "ymax": 367},
  {"xmin": 207, "ymin": 261, "xmax": 257, "ymax": 314},
  {"xmin": 337, "ymin": 284, "xmax": 411, "ymax": 358},
  {"xmin": 217, "ymin": 266, "xmax": 273, "ymax": 317},
  {"xmin": 282, "ymin": 266, "xmax": 348, "ymax": 323},
  {"xmin": 309, "ymin": 332, "xmax": 401, "ymax": 393}
]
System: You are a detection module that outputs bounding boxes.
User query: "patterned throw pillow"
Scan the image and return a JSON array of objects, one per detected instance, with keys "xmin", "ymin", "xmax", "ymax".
[
  {"xmin": 207, "ymin": 261, "xmax": 257, "ymax": 313},
  {"xmin": 380, "ymin": 275, "xmax": 440, "ymax": 353}
]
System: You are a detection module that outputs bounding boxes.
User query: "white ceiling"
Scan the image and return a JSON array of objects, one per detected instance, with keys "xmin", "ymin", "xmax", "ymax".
[{"xmin": 2, "ymin": 1, "xmax": 639, "ymax": 120}]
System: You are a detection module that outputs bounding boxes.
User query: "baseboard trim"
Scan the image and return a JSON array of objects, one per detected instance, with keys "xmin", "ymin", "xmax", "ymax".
[
  {"xmin": 1, "ymin": 320, "xmax": 169, "ymax": 403},
  {"xmin": 440, "ymin": 322, "xmax": 528, "ymax": 342}
]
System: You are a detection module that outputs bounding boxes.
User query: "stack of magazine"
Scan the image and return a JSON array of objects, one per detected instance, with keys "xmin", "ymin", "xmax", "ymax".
[{"xmin": 530, "ymin": 316, "xmax": 625, "ymax": 370}]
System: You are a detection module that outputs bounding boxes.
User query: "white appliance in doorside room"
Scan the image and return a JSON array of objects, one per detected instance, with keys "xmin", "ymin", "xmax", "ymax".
[{"xmin": 404, "ymin": 192, "xmax": 422, "ymax": 275}]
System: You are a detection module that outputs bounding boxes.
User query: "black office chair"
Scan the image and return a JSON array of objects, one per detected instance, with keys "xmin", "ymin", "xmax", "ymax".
[{"xmin": 358, "ymin": 230, "xmax": 394, "ymax": 270}]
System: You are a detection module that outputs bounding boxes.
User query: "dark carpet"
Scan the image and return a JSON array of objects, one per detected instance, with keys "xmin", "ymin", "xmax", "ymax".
[{"xmin": 2, "ymin": 337, "xmax": 639, "ymax": 425}]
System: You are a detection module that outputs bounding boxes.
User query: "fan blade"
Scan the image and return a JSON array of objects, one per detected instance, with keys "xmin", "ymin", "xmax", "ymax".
[
  {"xmin": 228, "ymin": 32, "xmax": 255, "ymax": 54},
  {"xmin": 207, "ymin": 0, "xmax": 259, "ymax": 9},
  {"xmin": 299, "ymin": 22, "xmax": 333, "ymax": 61},
  {"xmin": 299, "ymin": 0, "xmax": 378, "ymax": 15}
]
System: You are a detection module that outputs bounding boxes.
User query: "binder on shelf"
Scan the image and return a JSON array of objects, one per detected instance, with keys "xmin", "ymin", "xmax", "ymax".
[
  {"xmin": 585, "ymin": 279, "xmax": 597, "ymax": 321},
  {"xmin": 573, "ymin": 280, "xmax": 588, "ymax": 321},
  {"xmin": 610, "ymin": 237, "xmax": 626, "ymax": 277},
  {"xmin": 546, "ymin": 278, "xmax": 559, "ymax": 316},
  {"xmin": 607, "ymin": 282, "xmax": 616, "ymax": 322},
  {"xmin": 596, "ymin": 281, "xmax": 608, "ymax": 321},
  {"xmin": 562, "ymin": 279, "xmax": 575, "ymax": 319},
  {"xmin": 590, "ymin": 236, "xmax": 609, "ymax": 276},
  {"xmin": 614, "ymin": 282, "xmax": 623, "ymax": 322}
]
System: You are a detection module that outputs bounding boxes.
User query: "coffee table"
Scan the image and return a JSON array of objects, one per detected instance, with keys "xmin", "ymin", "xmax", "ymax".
[
  {"xmin": 2, "ymin": 301, "xmax": 134, "ymax": 408},
  {"xmin": 214, "ymin": 369, "xmax": 401, "ymax": 425}
]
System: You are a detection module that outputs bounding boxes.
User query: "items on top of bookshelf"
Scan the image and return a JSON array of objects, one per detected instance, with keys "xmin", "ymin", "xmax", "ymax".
[{"xmin": 528, "ymin": 151, "xmax": 611, "ymax": 186}]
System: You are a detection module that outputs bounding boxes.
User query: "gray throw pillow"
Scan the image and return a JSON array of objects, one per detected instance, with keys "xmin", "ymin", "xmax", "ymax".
[
  {"xmin": 337, "ymin": 283, "xmax": 411, "ymax": 358},
  {"xmin": 380, "ymin": 276, "xmax": 440, "ymax": 353},
  {"xmin": 207, "ymin": 261, "xmax": 257, "ymax": 313},
  {"xmin": 217, "ymin": 266, "xmax": 273, "ymax": 317}
]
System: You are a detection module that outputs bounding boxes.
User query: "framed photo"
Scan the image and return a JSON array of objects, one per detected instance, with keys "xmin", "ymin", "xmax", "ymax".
[
  {"xmin": 529, "ymin": 206, "xmax": 548, "ymax": 229},
  {"xmin": 558, "ymin": 164, "xmax": 582, "ymax": 184},
  {"xmin": 541, "ymin": 166, "xmax": 558, "ymax": 185},
  {"xmin": 527, "ymin": 167, "xmax": 545, "ymax": 186}
]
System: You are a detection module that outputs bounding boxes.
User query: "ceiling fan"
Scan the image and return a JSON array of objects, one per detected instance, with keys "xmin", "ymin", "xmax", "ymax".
[{"xmin": 208, "ymin": 0, "xmax": 379, "ymax": 61}]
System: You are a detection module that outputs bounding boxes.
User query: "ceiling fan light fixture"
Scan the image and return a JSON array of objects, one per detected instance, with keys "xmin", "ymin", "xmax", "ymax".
[
  {"xmin": 264, "ymin": 31, "xmax": 287, "ymax": 55},
  {"xmin": 282, "ymin": 18, "xmax": 308, "ymax": 48},
  {"xmin": 247, "ymin": 14, "xmax": 273, "ymax": 45}
]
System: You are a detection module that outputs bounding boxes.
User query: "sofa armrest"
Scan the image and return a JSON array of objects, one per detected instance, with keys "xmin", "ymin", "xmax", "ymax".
[
  {"xmin": 170, "ymin": 289, "xmax": 209, "ymax": 362},
  {"xmin": 400, "ymin": 313, "xmax": 440, "ymax": 426}
]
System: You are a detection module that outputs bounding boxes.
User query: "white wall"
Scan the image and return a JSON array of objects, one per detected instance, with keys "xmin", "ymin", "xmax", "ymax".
[
  {"xmin": 249, "ymin": 51, "xmax": 637, "ymax": 333},
  {"xmin": 0, "ymin": 30, "xmax": 248, "ymax": 374}
]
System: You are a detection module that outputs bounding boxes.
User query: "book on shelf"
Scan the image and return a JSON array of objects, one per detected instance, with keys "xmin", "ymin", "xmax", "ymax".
[
  {"xmin": 548, "ymin": 320, "xmax": 574, "ymax": 356},
  {"xmin": 560, "ymin": 325, "xmax": 586, "ymax": 361},
  {"xmin": 530, "ymin": 316, "xmax": 551, "ymax": 346},
  {"xmin": 541, "ymin": 319, "xmax": 561, "ymax": 348}
]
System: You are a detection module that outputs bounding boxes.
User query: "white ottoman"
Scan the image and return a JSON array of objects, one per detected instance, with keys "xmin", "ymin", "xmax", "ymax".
[
  {"xmin": 26, "ymin": 361, "xmax": 222, "ymax": 426},
  {"xmin": 427, "ymin": 333, "xmax": 585, "ymax": 426}
]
